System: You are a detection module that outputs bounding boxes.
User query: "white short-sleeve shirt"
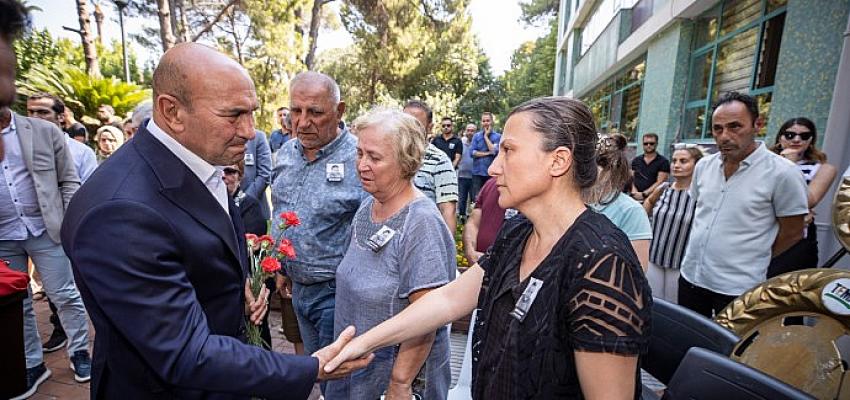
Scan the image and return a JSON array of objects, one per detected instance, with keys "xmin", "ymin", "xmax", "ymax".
[{"xmin": 680, "ymin": 142, "xmax": 808, "ymax": 296}]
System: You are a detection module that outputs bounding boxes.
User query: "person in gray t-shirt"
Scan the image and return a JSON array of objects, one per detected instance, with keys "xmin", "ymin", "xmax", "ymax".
[{"xmin": 326, "ymin": 108, "xmax": 455, "ymax": 400}]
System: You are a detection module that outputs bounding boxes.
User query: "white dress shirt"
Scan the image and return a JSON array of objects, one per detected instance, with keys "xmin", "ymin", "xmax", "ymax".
[
  {"xmin": 65, "ymin": 134, "xmax": 97, "ymax": 183},
  {"xmin": 680, "ymin": 143, "xmax": 808, "ymax": 295},
  {"xmin": 0, "ymin": 116, "xmax": 47, "ymax": 239},
  {"xmin": 146, "ymin": 120, "xmax": 229, "ymax": 215}
]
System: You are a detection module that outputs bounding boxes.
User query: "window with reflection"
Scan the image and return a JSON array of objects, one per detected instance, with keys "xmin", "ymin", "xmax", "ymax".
[
  {"xmin": 581, "ymin": 58, "xmax": 646, "ymax": 142},
  {"xmin": 682, "ymin": 0, "xmax": 786, "ymax": 139}
]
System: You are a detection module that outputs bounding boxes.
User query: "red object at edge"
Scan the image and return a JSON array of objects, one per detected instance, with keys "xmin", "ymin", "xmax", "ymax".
[{"xmin": 0, "ymin": 260, "xmax": 29, "ymax": 297}]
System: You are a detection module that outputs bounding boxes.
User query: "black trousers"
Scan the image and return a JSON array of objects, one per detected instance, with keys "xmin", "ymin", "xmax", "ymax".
[
  {"xmin": 677, "ymin": 276, "xmax": 737, "ymax": 319},
  {"xmin": 767, "ymin": 225, "xmax": 819, "ymax": 278},
  {"xmin": 470, "ymin": 175, "xmax": 490, "ymax": 204}
]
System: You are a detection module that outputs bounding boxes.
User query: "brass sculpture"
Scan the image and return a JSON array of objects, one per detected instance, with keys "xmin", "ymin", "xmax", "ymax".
[
  {"xmin": 716, "ymin": 269, "xmax": 850, "ymax": 399},
  {"xmin": 833, "ymin": 175, "xmax": 850, "ymax": 252}
]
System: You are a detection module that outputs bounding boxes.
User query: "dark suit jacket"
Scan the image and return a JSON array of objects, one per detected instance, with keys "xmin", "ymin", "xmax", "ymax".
[
  {"xmin": 242, "ymin": 131, "xmax": 271, "ymax": 220},
  {"xmin": 60, "ymin": 127, "xmax": 318, "ymax": 400},
  {"xmin": 233, "ymin": 188, "xmax": 267, "ymax": 236}
]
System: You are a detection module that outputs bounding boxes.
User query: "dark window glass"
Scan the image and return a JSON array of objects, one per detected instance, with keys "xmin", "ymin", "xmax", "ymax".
[
  {"xmin": 755, "ymin": 13, "xmax": 785, "ymax": 89},
  {"xmin": 695, "ymin": 15, "xmax": 719, "ymax": 47},
  {"xmin": 688, "ymin": 51, "xmax": 714, "ymax": 101},
  {"xmin": 682, "ymin": 107, "xmax": 706, "ymax": 140}
]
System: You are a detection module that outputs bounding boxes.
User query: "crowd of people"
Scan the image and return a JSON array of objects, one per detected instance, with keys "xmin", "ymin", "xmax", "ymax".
[{"xmin": 0, "ymin": 1, "xmax": 840, "ymax": 399}]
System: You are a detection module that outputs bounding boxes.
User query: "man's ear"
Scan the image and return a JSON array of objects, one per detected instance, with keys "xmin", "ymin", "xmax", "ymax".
[
  {"xmin": 156, "ymin": 94, "xmax": 186, "ymax": 134},
  {"xmin": 336, "ymin": 101, "xmax": 346, "ymax": 119},
  {"xmin": 550, "ymin": 146, "xmax": 573, "ymax": 178},
  {"xmin": 754, "ymin": 115, "xmax": 765, "ymax": 131}
]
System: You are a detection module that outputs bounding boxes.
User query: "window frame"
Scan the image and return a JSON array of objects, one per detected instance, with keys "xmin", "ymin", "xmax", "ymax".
[
  {"xmin": 682, "ymin": 0, "xmax": 787, "ymax": 140},
  {"xmin": 582, "ymin": 57, "xmax": 647, "ymax": 142}
]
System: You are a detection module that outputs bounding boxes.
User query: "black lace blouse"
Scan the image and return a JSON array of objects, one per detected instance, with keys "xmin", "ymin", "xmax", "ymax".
[{"xmin": 471, "ymin": 210, "xmax": 652, "ymax": 399}]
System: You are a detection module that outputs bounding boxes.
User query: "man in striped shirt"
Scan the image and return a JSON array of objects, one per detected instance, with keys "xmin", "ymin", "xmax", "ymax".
[{"xmin": 404, "ymin": 100, "xmax": 459, "ymax": 235}]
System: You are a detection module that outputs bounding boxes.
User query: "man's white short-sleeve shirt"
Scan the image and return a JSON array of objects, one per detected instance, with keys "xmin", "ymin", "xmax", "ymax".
[{"xmin": 680, "ymin": 142, "xmax": 808, "ymax": 296}]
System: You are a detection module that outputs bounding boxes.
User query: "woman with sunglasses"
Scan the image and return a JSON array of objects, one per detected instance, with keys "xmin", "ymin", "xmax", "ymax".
[
  {"xmin": 642, "ymin": 144, "xmax": 703, "ymax": 302},
  {"xmin": 769, "ymin": 117, "xmax": 836, "ymax": 275}
]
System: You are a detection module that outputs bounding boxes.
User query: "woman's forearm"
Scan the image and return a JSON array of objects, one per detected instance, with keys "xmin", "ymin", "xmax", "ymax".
[
  {"xmin": 390, "ymin": 332, "xmax": 436, "ymax": 385},
  {"xmin": 356, "ymin": 266, "xmax": 483, "ymax": 355}
]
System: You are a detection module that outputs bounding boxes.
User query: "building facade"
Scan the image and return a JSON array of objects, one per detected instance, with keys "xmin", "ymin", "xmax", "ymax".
[
  {"xmin": 554, "ymin": 0, "xmax": 850, "ymax": 265},
  {"xmin": 555, "ymin": 0, "xmax": 848, "ymax": 148}
]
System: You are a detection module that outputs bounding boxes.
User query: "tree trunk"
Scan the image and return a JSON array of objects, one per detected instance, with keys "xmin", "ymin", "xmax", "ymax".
[
  {"xmin": 304, "ymin": 0, "xmax": 324, "ymax": 70},
  {"xmin": 93, "ymin": 2, "xmax": 104, "ymax": 45},
  {"xmin": 227, "ymin": 11, "xmax": 244, "ymax": 65},
  {"xmin": 294, "ymin": 6, "xmax": 305, "ymax": 38},
  {"xmin": 157, "ymin": 0, "xmax": 177, "ymax": 52},
  {"xmin": 76, "ymin": 0, "xmax": 101, "ymax": 77},
  {"xmin": 169, "ymin": 4, "xmax": 179, "ymax": 43},
  {"xmin": 174, "ymin": 0, "xmax": 190, "ymax": 43}
]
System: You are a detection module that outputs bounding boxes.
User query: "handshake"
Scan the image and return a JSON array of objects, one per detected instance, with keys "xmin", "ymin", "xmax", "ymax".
[{"xmin": 312, "ymin": 326, "xmax": 375, "ymax": 381}]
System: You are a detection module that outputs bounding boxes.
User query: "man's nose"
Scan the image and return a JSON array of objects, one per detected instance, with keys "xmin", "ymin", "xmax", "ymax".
[{"xmin": 237, "ymin": 115, "xmax": 256, "ymax": 140}]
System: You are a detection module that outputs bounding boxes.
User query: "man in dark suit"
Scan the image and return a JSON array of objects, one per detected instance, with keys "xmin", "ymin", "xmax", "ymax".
[
  {"xmin": 61, "ymin": 43, "xmax": 369, "ymax": 399},
  {"xmin": 241, "ymin": 129, "xmax": 272, "ymax": 219}
]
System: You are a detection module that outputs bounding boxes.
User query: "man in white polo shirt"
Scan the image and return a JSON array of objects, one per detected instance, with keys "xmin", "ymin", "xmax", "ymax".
[{"xmin": 679, "ymin": 91, "xmax": 808, "ymax": 318}]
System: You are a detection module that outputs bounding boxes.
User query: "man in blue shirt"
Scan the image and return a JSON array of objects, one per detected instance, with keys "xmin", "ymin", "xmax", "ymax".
[
  {"xmin": 470, "ymin": 112, "xmax": 500, "ymax": 201},
  {"xmin": 270, "ymin": 72, "xmax": 366, "ymax": 394},
  {"xmin": 269, "ymin": 106, "xmax": 291, "ymax": 154}
]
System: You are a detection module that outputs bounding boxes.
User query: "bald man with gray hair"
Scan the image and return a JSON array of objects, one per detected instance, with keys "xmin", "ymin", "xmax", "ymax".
[
  {"xmin": 270, "ymin": 72, "xmax": 367, "ymax": 396},
  {"xmin": 61, "ymin": 44, "xmax": 370, "ymax": 400}
]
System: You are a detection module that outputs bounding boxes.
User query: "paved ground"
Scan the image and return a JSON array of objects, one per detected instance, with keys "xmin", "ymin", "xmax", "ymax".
[{"xmin": 24, "ymin": 295, "xmax": 470, "ymax": 399}]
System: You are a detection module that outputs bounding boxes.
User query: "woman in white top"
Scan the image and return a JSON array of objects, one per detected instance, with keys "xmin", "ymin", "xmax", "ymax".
[{"xmin": 768, "ymin": 117, "xmax": 836, "ymax": 275}]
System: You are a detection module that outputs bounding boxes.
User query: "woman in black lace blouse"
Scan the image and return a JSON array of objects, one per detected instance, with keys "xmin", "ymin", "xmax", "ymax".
[{"xmin": 326, "ymin": 97, "xmax": 652, "ymax": 399}]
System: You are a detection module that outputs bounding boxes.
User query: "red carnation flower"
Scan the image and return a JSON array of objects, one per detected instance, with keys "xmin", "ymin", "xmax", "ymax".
[
  {"xmin": 277, "ymin": 238, "xmax": 297, "ymax": 260},
  {"xmin": 280, "ymin": 211, "xmax": 301, "ymax": 227},
  {"xmin": 257, "ymin": 235, "xmax": 274, "ymax": 249},
  {"xmin": 260, "ymin": 256, "xmax": 281, "ymax": 274},
  {"xmin": 245, "ymin": 234, "xmax": 259, "ymax": 251}
]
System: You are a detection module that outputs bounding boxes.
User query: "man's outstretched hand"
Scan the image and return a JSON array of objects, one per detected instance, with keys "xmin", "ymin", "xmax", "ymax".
[{"xmin": 313, "ymin": 326, "xmax": 374, "ymax": 381}]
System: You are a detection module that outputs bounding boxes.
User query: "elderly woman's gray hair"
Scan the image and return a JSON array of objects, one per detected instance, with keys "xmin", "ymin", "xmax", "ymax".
[
  {"xmin": 131, "ymin": 100, "xmax": 153, "ymax": 128},
  {"xmin": 353, "ymin": 108, "xmax": 426, "ymax": 180}
]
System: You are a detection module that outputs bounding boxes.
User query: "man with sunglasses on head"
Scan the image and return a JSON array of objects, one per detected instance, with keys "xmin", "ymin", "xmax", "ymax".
[{"xmin": 631, "ymin": 132, "xmax": 669, "ymax": 201}]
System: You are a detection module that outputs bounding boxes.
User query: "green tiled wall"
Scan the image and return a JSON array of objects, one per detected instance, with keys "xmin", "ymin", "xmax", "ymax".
[
  {"xmin": 769, "ymin": 0, "xmax": 849, "ymax": 145},
  {"xmin": 637, "ymin": 22, "xmax": 694, "ymax": 155}
]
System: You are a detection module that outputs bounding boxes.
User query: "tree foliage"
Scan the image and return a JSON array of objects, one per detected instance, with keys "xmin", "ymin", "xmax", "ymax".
[
  {"xmin": 501, "ymin": 19, "xmax": 557, "ymax": 109},
  {"xmin": 519, "ymin": 0, "xmax": 559, "ymax": 26},
  {"xmin": 17, "ymin": 63, "xmax": 150, "ymax": 122},
  {"xmin": 13, "ymin": 29, "xmax": 63, "ymax": 80},
  {"xmin": 456, "ymin": 54, "xmax": 507, "ymax": 126},
  {"xmin": 12, "ymin": 29, "xmax": 150, "ymax": 120},
  {"xmin": 125, "ymin": 0, "xmax": 329, "ymax": 131},
  {"xmin": 319, "ymin": 0, "xmax": 480, "ymax": 134}
]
